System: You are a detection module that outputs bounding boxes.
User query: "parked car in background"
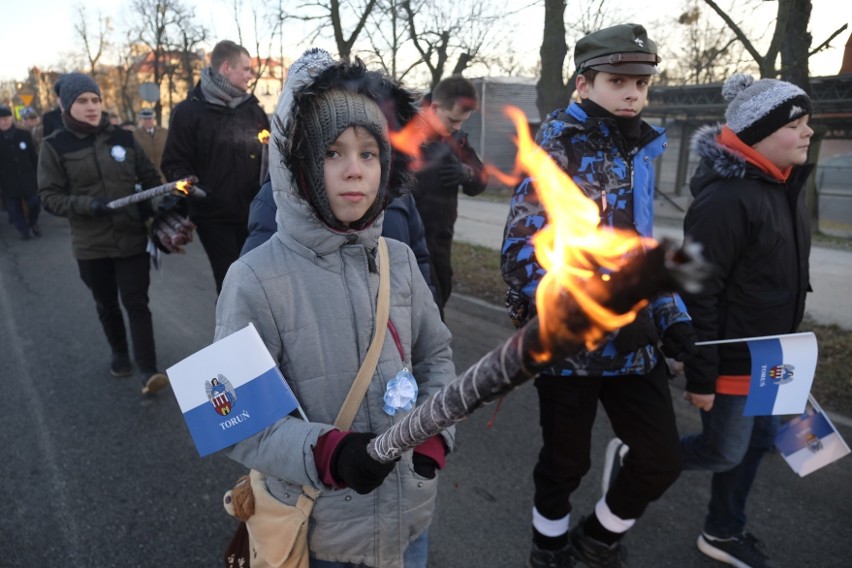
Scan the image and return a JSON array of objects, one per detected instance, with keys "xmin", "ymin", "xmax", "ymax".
[{"xmin": 815, "ymin": 153, "xmax": 852, "ymax": 238}]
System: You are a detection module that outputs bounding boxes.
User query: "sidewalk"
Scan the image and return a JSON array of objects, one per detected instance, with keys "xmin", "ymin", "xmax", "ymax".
[{"xmin": 456, "ymin": 195, "xmax": 852, "ymax": 331}]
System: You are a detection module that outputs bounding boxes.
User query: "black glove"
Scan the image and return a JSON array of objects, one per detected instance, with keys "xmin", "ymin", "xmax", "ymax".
[
  {"xmin": 331, "ymin": 432, "xmax": 396, "ymax": 494},
  {"xmin": 412, "ymin": 452, "xmax": 438, "ymax": 479},
  {"xmin": 438, "ymin": 159, "xmax": 467, "ymax": 188},
  {"xmin": 613, "ymin": 309, "xmax": 659, "ymax": 353},
  {"xmin": 89, "ymin": 197, "xmax": 112, "ymax": 217},
  {"xmin": 661, "ymin": 322, "xmax": 698, "ymax": 362}
]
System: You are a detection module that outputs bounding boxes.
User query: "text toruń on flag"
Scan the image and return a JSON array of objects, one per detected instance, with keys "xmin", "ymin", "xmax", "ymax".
[
  {"xmin": 743, "ymin": 332, "xmax": 818, "ymax": 416},
  {"xmin": 167, "ymin": 323, "xmax": 300, "ymax": 456}
]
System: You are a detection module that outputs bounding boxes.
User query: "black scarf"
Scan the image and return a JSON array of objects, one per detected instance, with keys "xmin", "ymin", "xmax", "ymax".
[{"xmin": 580, "ymin": 99, "xmax": 643, "ymax": 148}]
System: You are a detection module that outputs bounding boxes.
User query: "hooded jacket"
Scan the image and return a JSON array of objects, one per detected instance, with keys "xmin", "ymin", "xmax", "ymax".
[
  {"xmin": 502, "ymin": 101, "xmax": 690, "ymax": 376},
  {"xmin": 38, "ymin": 115, "xmax": 161, "ymax": 259},
  {"xmin": 215, "ymin": 51, "xmax": 455, "ymax": 568},
  {"xmin": 681, "ymin": 125, "xmax": 812, "ymax": 394}
]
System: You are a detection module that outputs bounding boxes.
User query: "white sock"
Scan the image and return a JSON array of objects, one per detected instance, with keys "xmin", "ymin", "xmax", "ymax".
[{"xmin": 532, "ymin": 507, "xmax": 570, "ymax": 537}]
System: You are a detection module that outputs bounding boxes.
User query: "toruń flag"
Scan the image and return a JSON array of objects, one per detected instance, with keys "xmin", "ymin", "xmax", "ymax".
[{"xmin": 167, "ymin": 323, "xmax": 300, "ymax": 456}]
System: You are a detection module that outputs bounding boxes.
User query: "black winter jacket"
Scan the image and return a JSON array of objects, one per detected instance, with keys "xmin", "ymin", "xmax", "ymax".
[
  {"xmin": 161, "ymin": 83, "xmax": 269, "ymax": 224},
  {"xmin": 0, "ymin": 127, "xmax": 38, "ymax": 198},
  {"xmin": 682, "ymin": 125, "xmax": 812, "ymax": 394}
]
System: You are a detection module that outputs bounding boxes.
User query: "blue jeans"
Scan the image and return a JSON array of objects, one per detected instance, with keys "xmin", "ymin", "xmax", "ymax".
[
  {"xmin": 310, "ymin": 529, "xmax": 428, "ymax": 568},
  {"xmin": 681, "ymin": 394, "xmax": 780, "ymax": 538}
]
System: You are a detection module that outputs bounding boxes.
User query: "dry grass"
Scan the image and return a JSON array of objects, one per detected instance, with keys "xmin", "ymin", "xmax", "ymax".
[{"xmin": 452, "ymin": 241, "xmax": 852, "ymax": 417}]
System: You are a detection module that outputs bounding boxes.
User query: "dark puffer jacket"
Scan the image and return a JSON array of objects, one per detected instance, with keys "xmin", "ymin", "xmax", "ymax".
[
  {"xmin": 681, "ymin": 125, "xmax": 812, "ymax": 394},
  {"xmin": 38, "ymin": 116, "xmax": 162, "ymax": 260},
  {"xmin": 0, "ymin": 127, "xmax": 38, "ymax": 198},
  {"xmin": 160, "ymin": 83, "xmax": 269, "ymax": 224}
]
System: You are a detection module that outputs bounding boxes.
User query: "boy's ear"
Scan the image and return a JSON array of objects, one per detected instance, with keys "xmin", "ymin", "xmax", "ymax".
[{"xmin": 575, "ymin": 74, "xmax": 590, "ymax": 99}]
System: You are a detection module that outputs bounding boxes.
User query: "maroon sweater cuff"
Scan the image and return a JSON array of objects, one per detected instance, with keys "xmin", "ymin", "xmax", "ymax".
[
  {"xmin": 414, "ymin": 435, "xmax": 447, "ymax": 469},
  {"xmin": 313, "ymin": 429, "xmax": 349, "ymax": 487}
]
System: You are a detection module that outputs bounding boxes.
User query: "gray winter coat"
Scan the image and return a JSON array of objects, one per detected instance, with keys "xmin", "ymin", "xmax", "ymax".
[{"xmin": 215, "ymin": 50, "xmax": 455, "ymax": 568}]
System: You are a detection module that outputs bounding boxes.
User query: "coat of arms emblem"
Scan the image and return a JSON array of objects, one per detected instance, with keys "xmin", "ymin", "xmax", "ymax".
[{"xmin": 206, "ymin": 374, "xmax": 237, "ymax": 416}]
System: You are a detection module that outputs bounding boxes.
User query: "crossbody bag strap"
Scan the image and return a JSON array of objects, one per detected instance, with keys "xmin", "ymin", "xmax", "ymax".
[{"xmin": 333, "ymin": 237, "xmax": 390, "ymax": 430}]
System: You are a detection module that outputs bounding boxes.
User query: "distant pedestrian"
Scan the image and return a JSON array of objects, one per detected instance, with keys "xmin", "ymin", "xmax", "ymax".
[
  {"xmin": 0, "ymin": 105, "xmax": 41, "ymax": 239},
  {"xmin": 412, "ymin": 76, "xmax": 488, "ymax": 315},
  {"xmin": 41, "ymin": 76, "xmax": 65, "ymax": 138},
  {"xmin": 37, "ymin": 72, "xmax": 174, "ymax": 396},
  {"xmin": 19, "ymin": 107, "xmax": 43, "ymax": 151},
  {"xmin": 678, "ymin": 73, "xmax": 814, "ymax": 568},
  {"xmin": 133, "ymin": 108, "xmax": 168, "ymax": 182},
  {"xmin": 161, "ymin": 39, "xmax": 270, "ymax": 293}
]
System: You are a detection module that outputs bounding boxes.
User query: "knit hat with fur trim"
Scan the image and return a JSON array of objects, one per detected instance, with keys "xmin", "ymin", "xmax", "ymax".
[
  {"xmin": 294, "ymin": 88, "xmax": 389, "ymax": 230},
  {"xmin": 59, "ymin": 73, "xmax": 101, "ymax": 112},
  {"xmin": 283, "ymin": 57, "xmax": 418, "ymax": 232},
  {"xmin": 723, "ymin": 73, "xmax": 812, "ymax": 146}
]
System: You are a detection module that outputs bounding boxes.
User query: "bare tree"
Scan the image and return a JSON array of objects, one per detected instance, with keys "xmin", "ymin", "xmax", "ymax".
[
  {"xmin": 360, "ymin": 0, "xmax": 420, "ymax": 82},
  {"xmin": 295, "ymin": 0, "xmax": 379, "ymax": 61},
  {"xmin": 667, "ymin": 0, "xmax": 748, "ymax": 85},
  {"xmin": 73, "ymin": 5, "xmax": 112, "ymax": 77},
  {"xmin": 401, "ymin": 0, "xmax": 507, "ymax": 89},
  {"xmin": 537, "ymin": 0, "xmax": 568, "ymax": 120}
]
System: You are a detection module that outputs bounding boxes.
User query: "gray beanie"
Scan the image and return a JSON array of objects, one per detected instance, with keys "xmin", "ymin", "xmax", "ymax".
[
  {"xmin": 723, "ymin": 73, "xmax": 812, "ymax": 145},
  {"xmin": 59, "ymin": 73, "xmax": 101, "ymax": 112},
  {"xmin": 295, "ymin": 88, "xmax": 390, "ymax": 230}
]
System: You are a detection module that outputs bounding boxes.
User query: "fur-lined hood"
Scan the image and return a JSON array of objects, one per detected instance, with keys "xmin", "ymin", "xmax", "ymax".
[
  {"xmin": 267, "ymin": 48, "xmax": 418, "ymax": 250},
  {"xmin": 688, "ymin": 123, "xmax": 750, "ymax": 198}
]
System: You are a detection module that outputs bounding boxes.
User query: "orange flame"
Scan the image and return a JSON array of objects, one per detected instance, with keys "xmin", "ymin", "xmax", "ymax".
[
  {"xmin": 388, "ymin": 106, "xmax": 444, "ymax": 170},
  {"xmin": 500, "ymin": 106, "xmax": 655, "ymax": 360},
  {"xmin": 258, "ymin": 129, "xmax": 270, "ymax": 144},
  {"xmin": 175, "ymin": 180, "xmax": 191, "ymax": 196}
]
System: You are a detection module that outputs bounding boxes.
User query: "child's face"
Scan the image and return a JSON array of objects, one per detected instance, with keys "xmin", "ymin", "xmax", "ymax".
[
  {"xmin": 753, "ymin": 115, "xmax": 813, "ymax": 170},
  {"xmin": 576, "ymin": 71, "xmax": 650, "ymax": 117},
  {"xmin": 323, "ymin": 126, "xmax": 382, "ymax": 226}
]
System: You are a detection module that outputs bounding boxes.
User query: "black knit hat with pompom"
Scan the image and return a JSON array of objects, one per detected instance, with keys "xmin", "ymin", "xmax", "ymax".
[{"xmin": 723, "ymin": 73, "xmax": 812, "ymax": 145}]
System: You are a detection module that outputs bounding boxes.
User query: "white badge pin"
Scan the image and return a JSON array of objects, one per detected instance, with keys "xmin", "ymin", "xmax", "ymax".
[
  {"xmin": 19, "ymin": 141, "xmax": 27, "ymax": 150},
  {"xmin": 111, "ymin": 145, "xmax": 127, "ymax": 162}
]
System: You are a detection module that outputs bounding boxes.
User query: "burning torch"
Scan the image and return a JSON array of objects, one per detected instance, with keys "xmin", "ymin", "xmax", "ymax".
[
  {"xmin": 106, "ymin": 176, "xmax": 205, "ymax": 210},
  {"xmin": 366, "ymin": 106, "xmax": 711, "ymax": 462}
]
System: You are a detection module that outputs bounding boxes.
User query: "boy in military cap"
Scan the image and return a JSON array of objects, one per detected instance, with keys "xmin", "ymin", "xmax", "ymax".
[{"xmin": 502, "ymin": 23, "xmax": 695, "ymax": 567}]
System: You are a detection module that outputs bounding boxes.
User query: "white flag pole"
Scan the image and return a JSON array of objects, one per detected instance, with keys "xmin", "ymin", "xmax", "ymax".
[{"xmin": 695, "ymin": 331, "xmax": 816, "ymax": 346}]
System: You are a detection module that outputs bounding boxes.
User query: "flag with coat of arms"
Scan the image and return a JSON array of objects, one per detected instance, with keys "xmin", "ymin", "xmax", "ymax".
[
  {"xmin": 167, "ymin": 323, "xmax": 301, "ymax": 457},
  {"xmin": 743, "ymin": 332, "xmax": 818, "ymax": 416}
]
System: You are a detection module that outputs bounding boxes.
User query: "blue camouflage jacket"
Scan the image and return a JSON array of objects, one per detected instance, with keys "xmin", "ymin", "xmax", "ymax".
[{"xmin": 501, "ymin": 102, "xmax": 690, "ymax": 376}]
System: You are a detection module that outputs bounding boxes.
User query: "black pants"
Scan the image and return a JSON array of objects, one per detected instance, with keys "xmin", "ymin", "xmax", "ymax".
[
  {"xmin": 194, "ymin": 220, "xmax": 249, "ymax": 294},
  {"xmin": 533, "ymin": 362, "xmax": 682, "ymax": 524},
  {"xmin": 77, "ymin": 253, "xmax": 157, "ymax": 373}
]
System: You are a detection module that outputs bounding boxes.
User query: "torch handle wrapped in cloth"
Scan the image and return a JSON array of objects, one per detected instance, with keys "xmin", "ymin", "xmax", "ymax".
[
  {"xmin": 367, "ymin": 239, "xmax": 710, "ymax": 463},
  {"xmin": 106, "ymin": 176, "xmax": 205, "ymax": 210}
]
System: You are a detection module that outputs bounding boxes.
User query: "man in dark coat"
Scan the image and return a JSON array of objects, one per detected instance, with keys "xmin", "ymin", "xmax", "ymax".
[
  {"xmin": 412, "ymin": 76, "xmax": 488, "ymax": 314},
  {"xmin": 0, "ymin": 105, "xmax": 41, "ymax": 239},
  {"xmin": 161, "ymin": 39, "xmax": 270, "ymax": 293}
]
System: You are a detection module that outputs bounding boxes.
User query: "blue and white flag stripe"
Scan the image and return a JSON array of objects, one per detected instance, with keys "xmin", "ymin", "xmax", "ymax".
[
  {"xmin": 167, "ymin": 323, "xmax": 300, "ymax": 457},
  {"xmin": 743, "ymin": 332, "xmax": 817, "ymax": 416}
]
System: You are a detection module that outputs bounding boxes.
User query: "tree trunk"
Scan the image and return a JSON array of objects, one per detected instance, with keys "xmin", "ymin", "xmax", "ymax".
[
  {"xmin": 779, "ymin": 0, "xmax": 813, "ymax": 93},
  {"xmin": 536, "ymin": 0, "xmax": 570, "ymax": 121}
]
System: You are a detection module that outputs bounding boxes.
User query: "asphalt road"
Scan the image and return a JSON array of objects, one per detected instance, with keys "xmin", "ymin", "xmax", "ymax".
[{"xmin": 1, "ymin": 213, "xmax": 850, "ymax": 567}]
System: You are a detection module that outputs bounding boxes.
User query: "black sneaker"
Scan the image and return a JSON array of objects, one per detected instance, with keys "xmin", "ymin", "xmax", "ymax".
[
  {"xmin": 110, "ymin": 352, "xmax": 133, "ymax": 377},
  {"xmin": 526, "ymin": 542, "xmax": 575, "ymax": 568},
  {"xmin": 697, "ymin": 532, "xmax": 777, "ymax": 568},
  {"xmin": 569, "ymin": 521, "xmax": 627, "ymax": 568},
  {"xmin": 601, "ymin": 438, "xmax": 628, "ymax": 496},
  {"xmin": 141, "ymin": 371, "xmax": 169, "ymax": 395}
]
